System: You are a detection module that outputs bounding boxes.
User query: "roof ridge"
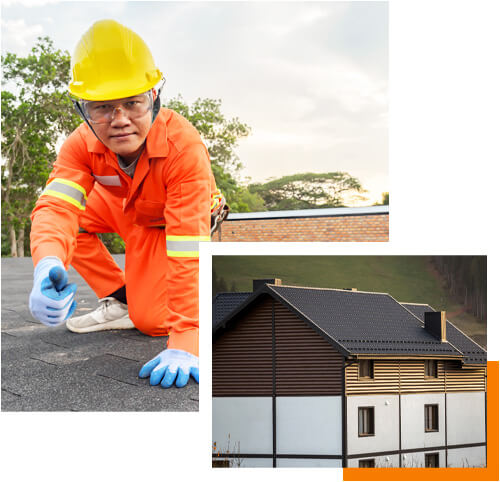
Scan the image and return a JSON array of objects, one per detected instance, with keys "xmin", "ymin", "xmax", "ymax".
[
  {"xmin": 272, "ymin": 284, "xmax": 391, "ymax": 296},
  {"xmin": 400, "ymin": 302, "xmax": 429, "ymax": 306}
]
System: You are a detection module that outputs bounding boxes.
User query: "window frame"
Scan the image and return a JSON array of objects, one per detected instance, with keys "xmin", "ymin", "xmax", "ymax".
[
  {"xmin": 424, "ymin": 360, "xmax": 438, "ymax": 378},
  {"xmin": 358, "ymin": 406, "xmax": 375, "ymax": 437},
  {"xmin": 424, "ymin": 404, "xmax": 439, "ymax": 432},
  {"xmin": 359, "ymin": 459, "xmax": 376, "ymax": 468},
  {"xmin": 425, "ymin": 452, "xmax": 440, "ymax": 468},
  {"xmin": 358, "ymin": 360, "xmax": 374, "ymax": 380}
]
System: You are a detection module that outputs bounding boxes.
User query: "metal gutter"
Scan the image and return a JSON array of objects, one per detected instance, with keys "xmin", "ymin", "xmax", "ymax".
[{"xmin": 226, "ymin": 205, "xmax": 389, "ymax": 221}]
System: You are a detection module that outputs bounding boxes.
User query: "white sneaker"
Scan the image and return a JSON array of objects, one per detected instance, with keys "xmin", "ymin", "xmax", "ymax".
[{"xmin": 66, "ymin": 297, "xmax": 135, "ymax": 333}]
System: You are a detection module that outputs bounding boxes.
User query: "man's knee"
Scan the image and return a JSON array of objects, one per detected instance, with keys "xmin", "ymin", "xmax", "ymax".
[{"xmin": 129, "ymin": 303, "xmax": 168, "ymax": 337}]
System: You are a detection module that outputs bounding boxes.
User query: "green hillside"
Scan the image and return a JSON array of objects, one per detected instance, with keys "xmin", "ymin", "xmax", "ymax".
[{"xmin": 212, "ymin": 256, "xmax": 486, "ymax": 346}]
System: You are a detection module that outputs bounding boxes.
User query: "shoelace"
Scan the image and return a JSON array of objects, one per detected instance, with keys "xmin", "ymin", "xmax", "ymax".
[{"xmin": 97, "ymin": 297, "xmax": 114, "ymax": 312}]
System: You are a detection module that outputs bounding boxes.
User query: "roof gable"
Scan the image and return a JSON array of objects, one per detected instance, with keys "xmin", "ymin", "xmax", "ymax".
[{"xmin": 213, "ymin": 284, "xmax": 486, "ymax": 363}]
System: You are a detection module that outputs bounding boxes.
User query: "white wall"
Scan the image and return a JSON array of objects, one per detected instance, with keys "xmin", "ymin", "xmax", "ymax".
[
  {"xmin": 347, "ymin": 394, "xmax": 399, "ymax": 455},
  {"xmin": 447, "ymin": 392, "xmax": 486, "ymax": 445},
  {"xmin": 401, "ymin": 450, "xmax": 446, "ymax": 468},
  {"xmin": 347, "ymin": 454, "xmax": 399, "ymax": 468},
  {"xmin": 447, "ymin": 446, "xmax": 486, "ymax": 468},
  {"xmin": 232, "ymin": 458, "xmax": 273, "ymax": 468},
  {"xmin": 212, "ymin": 397, "xmax": 273, "ymax": 454},
  {"xmin": 276, "ymin": 396, "xmax": 342, "ymax": 455},
  {"xmin": 277, "ymin": 458, "xmax": 342, "ymax": 468},
  {"xmin": 400, "ymin": 392, "xmax": 446, "ymax": 450}
]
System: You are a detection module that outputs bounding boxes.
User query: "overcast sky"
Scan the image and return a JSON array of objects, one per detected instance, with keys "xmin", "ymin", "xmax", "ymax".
[{"xmin": 1, "ymin": 1, "xmax": 388, "ymax": 205}]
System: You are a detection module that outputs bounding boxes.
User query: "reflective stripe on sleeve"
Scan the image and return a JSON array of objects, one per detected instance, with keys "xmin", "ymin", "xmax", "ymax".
[
  {"xmin": 40, "ymin": 178, "xmax": 87, "ymax": 210},
  {"xmin": 166, "ymin": 235, "xmax": 211, "ymax": 258}
]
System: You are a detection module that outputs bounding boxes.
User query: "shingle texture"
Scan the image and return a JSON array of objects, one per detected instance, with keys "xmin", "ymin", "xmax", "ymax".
[
  {"xmin": 212, "ymin": 292, "xmax": 252, "ymax": 331},
  {"xmin": 402, "ymin": 303, "xmax": 486, "ymax": 365},
  {"xmin": 2, "ymin": 256, "xmax": 199, "ymax": 411},
  {"xmin": 268, "ymin": 286, "xmax": 461, "ymax": 356},
  {"xmin": 213, "ymin": 285, "xmax": 486, "ymax": 363}
]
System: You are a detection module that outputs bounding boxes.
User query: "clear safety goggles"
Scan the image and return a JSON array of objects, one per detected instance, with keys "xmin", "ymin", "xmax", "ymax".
[{"xmin": 80, "ymin": 91, "xmax": 154, "ymax": 124}]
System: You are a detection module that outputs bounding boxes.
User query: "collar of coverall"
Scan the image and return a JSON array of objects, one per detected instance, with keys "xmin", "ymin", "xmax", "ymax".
[{"xmin": 84, "ymin": 107, "xmax": 170, "ymax": 159}]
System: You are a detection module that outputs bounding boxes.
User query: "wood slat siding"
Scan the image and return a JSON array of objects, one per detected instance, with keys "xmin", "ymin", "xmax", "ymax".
[
  {"xmin": 346, "ymin": 360, "xmax": 486, "ymax": 395},
  {"xmin": 346, "ymin": 360, "xmax": 401, "ymax": 395},
  {"xmin": 444, "ymin": 361, "xmax": 487, "ymax": 392},
  {"xmin": 399, "ymin": 360, "xmax": 446, "ymax": 392},
  {"xmin": 213, "ymin": 296, "xmax": 273, "ymax": 396},
  {"xmin": 274, "ymin": 304, "xmax": 343, "ymax": 395}
]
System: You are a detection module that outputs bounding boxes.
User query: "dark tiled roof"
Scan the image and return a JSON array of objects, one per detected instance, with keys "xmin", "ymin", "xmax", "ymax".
[
  {"xmin": 212, "ymin": 292, "xmax": 251, "ymax": 330},
  {"xmin": 213, "ymin": 285, "xmax": 487, "ymax": 362},
  {"xmin": 402, "ymin": 303, "xmax": 486, "ymax": 365},
  {"xmin": 267, "ymin": 286, "xmax": 461, "ymax": 357}
]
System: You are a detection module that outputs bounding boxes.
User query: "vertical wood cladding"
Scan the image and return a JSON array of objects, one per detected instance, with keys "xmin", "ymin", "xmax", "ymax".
[
  {"xmin": 213, "ymin": 296, "xmax": 273, "ymax": 396},
  {"xmin": 274, "ymin": 303, "xmax": 343, "ymax": 395},
  {"xmin": 346, "ymin": 360, "xmax": 486, "ymax": 395},
  {"xmin": 212, "ymin": 296, "xmax": 344, "ymax": 396}
]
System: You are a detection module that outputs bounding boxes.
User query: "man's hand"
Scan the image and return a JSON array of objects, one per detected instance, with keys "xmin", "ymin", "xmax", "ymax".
[
  {"xmin": 139, "ymin": 348, "xmax": 199, "ymax": 388},
  {"xmin": 29, "ymin": 256, "xmax": 77, "ymax": 326}
]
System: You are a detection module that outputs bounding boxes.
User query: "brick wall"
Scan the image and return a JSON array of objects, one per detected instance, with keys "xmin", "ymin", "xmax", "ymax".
[{"xmin": 212, "ymin": 207, "xmax": 389, "ymax": 242}]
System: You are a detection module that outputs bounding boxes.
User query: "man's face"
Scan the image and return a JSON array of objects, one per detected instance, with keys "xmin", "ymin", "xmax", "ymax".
[{"xmin": 86, "ymin": 93, "xmax": 153, "ymax": 162}]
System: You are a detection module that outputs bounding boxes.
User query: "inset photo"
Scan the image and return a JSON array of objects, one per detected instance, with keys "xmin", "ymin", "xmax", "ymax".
[{"xmin": 212, "ymin": 256, "xmax": 487, "ymax": 468}]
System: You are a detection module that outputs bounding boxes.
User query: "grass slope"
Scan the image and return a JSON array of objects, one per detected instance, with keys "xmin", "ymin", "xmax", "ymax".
[{"xmin": 213, "ymin": 255, "xmax": 486, "ymax": 347}]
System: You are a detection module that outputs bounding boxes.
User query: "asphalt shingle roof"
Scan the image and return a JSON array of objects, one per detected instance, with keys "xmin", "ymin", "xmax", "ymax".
[
  {"xmin": 402, "ymin": 303, "xmax": 486, "ymax": 365},
  {"xmin": 213, "ymin": 284, "xmax": 486, "ymax": 363},
  {"xmin": 1, "ymin": 256, "xmax": 199, "ymax": 411},
  {"xmin": 212, "ymin": 292, "xmax": 251, "ymax": 331}
]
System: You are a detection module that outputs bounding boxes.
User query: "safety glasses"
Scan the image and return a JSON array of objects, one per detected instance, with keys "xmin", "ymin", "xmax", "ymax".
[{"xmin": 80, "ymin": 91, "xmax": 154, "ymax": 124}]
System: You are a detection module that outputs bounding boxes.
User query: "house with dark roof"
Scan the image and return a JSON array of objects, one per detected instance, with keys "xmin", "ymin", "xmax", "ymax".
[{"xmin": 212, "ymin": 280, "xmax": 487, "ymax": 468}]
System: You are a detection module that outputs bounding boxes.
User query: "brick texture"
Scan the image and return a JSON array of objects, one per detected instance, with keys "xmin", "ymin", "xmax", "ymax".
[{"xmin": 212, "ymin": 213, "xmax": 389, "ymax": 242}]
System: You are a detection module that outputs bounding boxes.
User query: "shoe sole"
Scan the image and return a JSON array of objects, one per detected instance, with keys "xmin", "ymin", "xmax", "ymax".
[{"xmin": 66, "ymin": 317, "xmax": 135, "ymax": 333}]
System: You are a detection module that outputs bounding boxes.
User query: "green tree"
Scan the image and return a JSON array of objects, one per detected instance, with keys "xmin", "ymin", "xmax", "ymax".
[
  {"xmin": 166, "ymin": 96, "xmax": 264, "ymax": 212},
  {"xmin": 248, "ymin": 172, "xmax": 366, "ymax": 211},
  {"xmin": 1, "ymin": 37, "xmax": 81, "ymax": 257},
  {"xmin": 373, "ymin": 191, "xmax": 389, "ymax": 206}
]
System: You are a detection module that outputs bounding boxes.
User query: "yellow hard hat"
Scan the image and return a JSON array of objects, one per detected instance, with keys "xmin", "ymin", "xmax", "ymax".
[{"xmin": 69, "ymin": 19, "xmax": 163, "ymax": 101}]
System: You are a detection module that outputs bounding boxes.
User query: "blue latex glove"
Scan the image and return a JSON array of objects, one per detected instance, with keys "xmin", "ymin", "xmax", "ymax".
[
  {"xmin": 29, "ymin": 256, "xmax": 77, "ymax": 327},
  {"xmin": 139, "ymin": 349, "xmax": 199, "ymax": 388}
]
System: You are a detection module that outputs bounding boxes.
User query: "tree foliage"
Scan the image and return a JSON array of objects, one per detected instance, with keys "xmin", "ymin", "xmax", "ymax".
[
  {"xmin": 431, "ymin": 256, "xmax": 487, "ymax": 321},
  {"xmin": 248, "ymin": 172, "xmax": 366, "ymax": 211},
  {"xmin": 166, "ymin": 96, "xmax": 264, "ymax": 212},
  {"xmin": 1, "ymin": 37, "xmax": 81, "ymax": 257}
]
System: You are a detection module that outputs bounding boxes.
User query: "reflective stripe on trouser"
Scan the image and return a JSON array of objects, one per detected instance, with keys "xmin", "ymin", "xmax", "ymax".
[
  {"xmin": 40, "ymin": 178, "xmax": 87, "ymax": 210},
  {"xmin": 166, "ymin": 235, "xmax": 211, "ymax": 258}
]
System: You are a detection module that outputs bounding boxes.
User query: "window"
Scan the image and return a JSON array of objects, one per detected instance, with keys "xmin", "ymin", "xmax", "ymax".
[
  {"xmin": 359, "ymin": 459, "xmax": 375, "ymax": 468},
  {"xmin": 425, "ymin": 404, "xmax": 439, "ymax": 432},
  {"xmin": 425, "ymin": 453, "xmax": 439, "ymax": 468},
  {"xmin": 359, "ymin": 360, "xmax": 374, "ymax": 379},
  {"xmin": 358, "ymin": 407, "xmax": 375, "ymax": 436},
  {"xmin": 212, "ymin": 459, "xmax": 230, "ymax": 468},
  {"xmin": 425, "ymin": 360, "xmax": 438, "ymax": 378}
]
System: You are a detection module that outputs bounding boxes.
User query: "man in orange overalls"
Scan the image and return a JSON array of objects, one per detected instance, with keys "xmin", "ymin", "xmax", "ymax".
[{"xmin": 29, "ymin": 19, "xmax": 223, "ymax": 388}]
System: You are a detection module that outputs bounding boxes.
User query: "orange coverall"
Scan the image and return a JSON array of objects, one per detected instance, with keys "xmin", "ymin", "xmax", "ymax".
[{"xmin": 30, "ymin": 108, "xmax": 214, "ymax": 356}]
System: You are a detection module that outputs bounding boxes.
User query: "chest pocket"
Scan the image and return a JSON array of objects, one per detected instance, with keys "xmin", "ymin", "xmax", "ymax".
[{"xmin": 133, "ymin": 199, "xmax": 165, "ymax": 227}]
